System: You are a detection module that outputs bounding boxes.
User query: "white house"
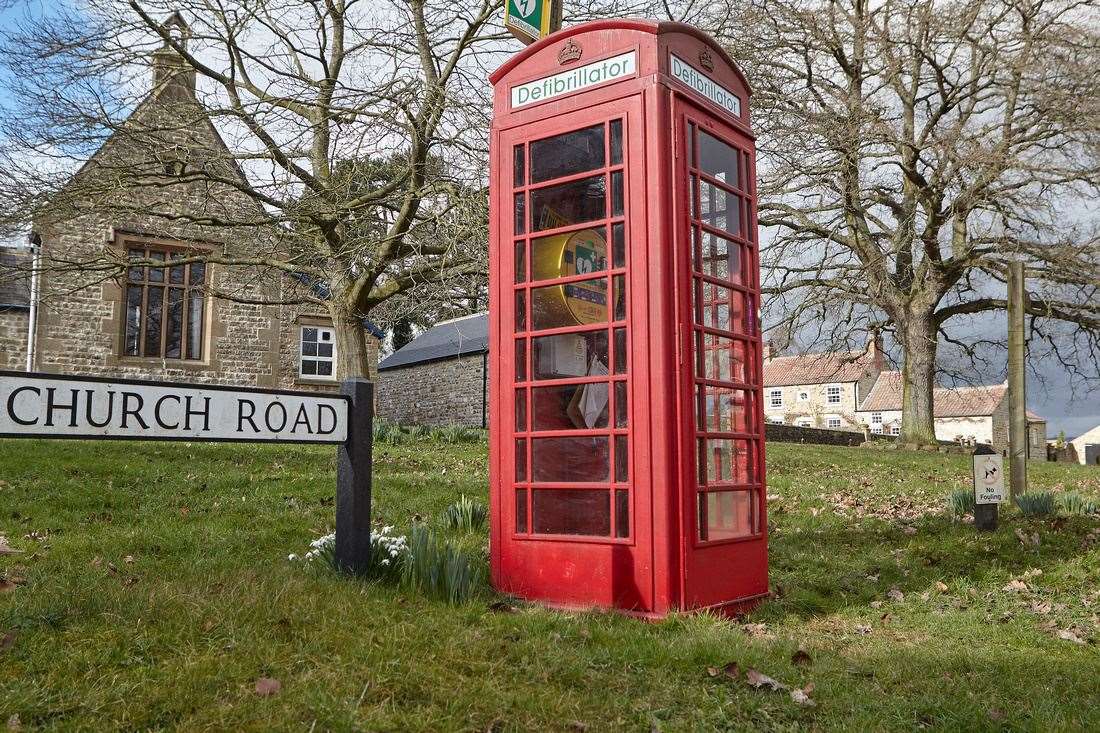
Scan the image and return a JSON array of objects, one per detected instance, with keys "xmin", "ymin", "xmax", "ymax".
[{"xmin": 1069, "ymin": 424, "xmax": 1100, "ymax": 466}]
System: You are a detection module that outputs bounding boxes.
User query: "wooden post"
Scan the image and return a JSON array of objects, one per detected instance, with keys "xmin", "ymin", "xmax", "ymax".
[
  {"xmin": 336, "ymin": 379, "xmax": 373, "ymax": 574},
  {"xmin": 1007, "ymin": 261, "xmax": 1027, "ymax": 500}
]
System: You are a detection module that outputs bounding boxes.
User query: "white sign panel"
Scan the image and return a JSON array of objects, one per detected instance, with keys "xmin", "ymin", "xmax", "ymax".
[
  {"xmin": 511, "ymin": 51, "xmax": 637, "ymax": 109},
  {"xmin": 973, "ymin": 453, "xmax": 1006, "ymax": 504},
  {"xmin": 669, "ymin": 54, "xmax": 742, "ymax": 118},
  {"xmin": 0, "ymin": 373, "xmax": 348, "ymax": 443}
]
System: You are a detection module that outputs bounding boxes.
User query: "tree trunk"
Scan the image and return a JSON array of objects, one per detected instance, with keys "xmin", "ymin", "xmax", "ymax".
[
  {"xmin": 899, "ymin": 316, "xmax": 938, "ymax": 445},
  {"xmin": 332, "ymin": 306, "xmax": 372, "ymax": 381}
]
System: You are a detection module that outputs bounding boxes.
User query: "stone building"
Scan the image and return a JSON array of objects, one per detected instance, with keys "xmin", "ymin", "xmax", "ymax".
[
  {"xmin": 761, "ymin": 338, "xmax": 884, "ymax": 430},
  {"xmin": 0, "ymin": 18, "xmax": 379, "ymax": 391},
  {"xmin": 376, "ymin": 312, "xmax": 488, "ymax": 428},
  {"xmin": 855, "ymin": 371, "xmax": 1047, "ymax": 455}
]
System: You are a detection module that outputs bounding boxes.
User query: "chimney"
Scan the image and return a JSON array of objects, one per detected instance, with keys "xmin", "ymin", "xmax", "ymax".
[
  {"xmin": 762, "ymin": 340, "xmax": 774, "ymax": 363},
  {"xmin": 151, "ymin": 13, "xmax": 195, "ymax": 95},
  {"xmin": 866, "ymin": 332, "xmax": 884, "ymax": 370}
]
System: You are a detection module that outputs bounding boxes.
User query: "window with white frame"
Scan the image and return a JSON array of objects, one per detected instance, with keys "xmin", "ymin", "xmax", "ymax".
[
  {"xmin": 300, "ymin": 326, "xmax": 336, "ymax": 378},
  {"xmin": 889, "ymin": 424, "xmax": 900, "ymax": 436},
  {"xmin": 768, "ymin": 389, "xmax": 783, "ymax": 408},
  {"xmin": 825, "ymin": 385, "xmax": 841, "ymax": 404},
  {"xmin": 871, "ymin": 411, "xmax": 882, "ymax": 425},
  {"xmin": 826, "ymin": 417, "xmax": 842, "ymax": 428},
  {"xmin": 871, "ymin": 425, "xmax": 883, "ymax": 434},
  {"xmin": 797, "ymin": 419, "xmax": 812, "ymax": 428}
]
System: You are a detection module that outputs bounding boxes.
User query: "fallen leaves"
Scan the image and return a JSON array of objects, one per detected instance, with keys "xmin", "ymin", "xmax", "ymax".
[
  {"xmin": 935, "ymin": 581, "xmax": 949, "ymax": 593},
  {"xmin": 791, "ymin": 648, "xmax": 812, "ymax": 666},
  {"xmin": 0, "ymin": 631, "xmax": 15, "ymax": 652},
  {"xmin": 1014, "ymin": 528, "xmax": 1040, "ymax": 547},
  {"xmin": 487, "ymin": 601, "xmax": 519, "ymax": 614},
  {"xmin": 886, "ymin": 588, "xmax": 904, "ymax": 603},
  {"xmin": 0, "ymin": 579, "xmax": 16, "ymax": 593},
  {"xmin": 254, "ymin": 677, "xmax": 281, "ymax": 696},
  {"xmin": 0, "ymin": 537, "xmax": 21, "ymax": 556},
  {"xmin": 706, "ymin": 662, "xmax": 740, "ymax": 679},
  {"xmin": 790, "ymin": 684, "xmax": 816, "ymax": 707},
  {"xmin": 745, "ymin": 668, "xmax": 786, "ymax": 691},
  {"xmin": 1055, "ymin": 629, "xmax": 1087, "ymax": 645},
  {"xmin": 1003, "ymin": 579, "xmax": 1029, "ymax": 593}
]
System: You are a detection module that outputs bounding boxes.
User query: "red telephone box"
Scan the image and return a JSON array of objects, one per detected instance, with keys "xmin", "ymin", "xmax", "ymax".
[{"xmin": 488, "ymin": 19, "xmax": 767, "ymax": 617}]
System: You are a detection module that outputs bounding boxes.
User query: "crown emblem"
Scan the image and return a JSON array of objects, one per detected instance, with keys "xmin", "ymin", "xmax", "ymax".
[
  {"xmin": 557, "ymin": 39, "xmax": 582, "ymax": 65},
  {"xmin": 699, "ymin": 48, "xmax": 714, "ymax": 72}
]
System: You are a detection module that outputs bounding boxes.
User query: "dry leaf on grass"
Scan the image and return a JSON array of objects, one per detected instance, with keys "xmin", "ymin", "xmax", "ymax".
[
  {"xmin": 706, "ymin": 662, "xmax": 740, "ymax": 679},
  {"xmin": 1014, "ymin": 529, "xmax": 1040, "ymax": 547},
  {"xmin": 1056, "ymin": 629, "xmax": 1086, "ymax": 645},
  {"xmin": 487, "ymin": 601, "xmax": 519, "ymax": 614},
  {"xmin": 887, "ymin": 588, "xmax": 904, "ymax": 602},
  {"xmin": 0, "ymin": 539, "xmax": 21, "ymax": 556},
  {"xmin": 1002, "ymin": 579, "xmax": 1029, "ymax": 593},
  {"xmin": 935, "ymin": 581, "xmax": 949, "ymax": 592},
  {"xmin": 0, "ymin": 632, "xmax": 14, "ymax": 652},
  {"xmin": 988, "ymin": 708, "xmax": 1006, "ymax": 722},
  {"xmin": 790, "ymin": 683, "xmax": 816, "ymax": 707},
  {"xmin": 855, "ymin": 625, "xmax": 873, "ymax": 635},
  {"xmin": 745, "ymin": 669, "xmax": 787, "ymax": 691},
  {"xmin": 6, "ymin": 714, "xmax": 20, "ymax": 731},
  {"xmin": 0, "ymin": 580, "xmax": 16, "ymax": 593},
  {"xmin": 254, "ymin": 677, "xmax": 281, "ymax": 696},
  {"xmin": 791, "ymin": 648, "xmax": 812, "ymax": 666}
]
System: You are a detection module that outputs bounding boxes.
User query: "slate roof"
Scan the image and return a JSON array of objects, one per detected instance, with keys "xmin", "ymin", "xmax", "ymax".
[
  {"xmin": 762, "ymin": 351, "xmax": 879, "ymax": 387},
  {"xmin": 0, "ymin": 246, "xmax": 31, "ymax": 308},
  {"xmin": 378, "ymin": 312, "xmax": 488, "ymax": 370},
  {"xmin": 859, "ymin": 371, "xmax": 1044, "ymax": 420}
]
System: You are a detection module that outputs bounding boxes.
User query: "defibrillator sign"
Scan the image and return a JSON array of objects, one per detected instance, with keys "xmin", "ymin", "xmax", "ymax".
[
  {"xmin": 973, "ymin": 453, "xmax": 1006, "ymax": 504},
  {"xmin": 505, "ymin": 0, "xmax": 558, "ymax": 45}
]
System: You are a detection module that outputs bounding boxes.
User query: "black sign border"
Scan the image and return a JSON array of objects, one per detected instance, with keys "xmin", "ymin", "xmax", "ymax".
[{"xmin": 0, "ymin": 369, "xmax": 352, "ymax": 445}]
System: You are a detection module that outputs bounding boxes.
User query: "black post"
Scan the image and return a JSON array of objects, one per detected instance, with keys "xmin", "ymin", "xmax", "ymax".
[
  {"xmin": 336, "ymin": 379, "xmax": 373, "ymax": 574},
  {"xmin": 973, "ymin": 443, "xmax": 998, "ymax": 532}
]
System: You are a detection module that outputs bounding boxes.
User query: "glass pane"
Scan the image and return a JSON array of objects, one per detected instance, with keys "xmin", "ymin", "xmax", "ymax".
[
  {"xmin": 513, "ymin": 144, "xmax": 525, "ymax": 188},
  {"xmin": 531, "ymin": 437, "xmax": 609, "ymax": 482},
  {"xmin": 530, "ymin": 175, "xmax": 606, "ymax": 232},
  {"xmin": 514, "ymin": 240, "xmax": 526, "ymax": 283},
  {"xmin": 695, "ymin": 282, "xmax": 749, "ymax": 334},
  {"xmin": 696, "ymin": 333, "xmax": 750, "ymax": 383},
  {"xmin": 612, "ymin": 275, "xmax": 626, "ymax": 321},
  {"xmin": 147, "ymin": 252, "xmax": 165, "ymax": 283},
  {"xmin": 143, "ymin": 286, "xmax": 164, "ymax": 356},
  {"xmin": 515, "ymin": 388, "xmax": 527, "ymax": 432},
  {"xmin": 614, "ymin": 435, "xmax": 628, "ymax": 483},
  {"xmin": 302, "ymin": 327, "xmax": 318, "ymax": 343},
  {"xmin": 687, "ymin": 123, "xmax": 696, "ymax": 167},
  {"xmin": 189, "ymin": 262, "xmax": 205, "ymax": 285},
  {"xmin": 516, "ymin": 489, "xmax": 528, "ymax": 533},
  {"xmin": 127, "ymin": 249, "xmax": 143, "ymax": 281},
  {"xmin": 530, "ymin": 227, "xmax": 606, "ymax": 281},
  {"xmin": 514, "ymin": 290, "xmax": 526, "ymax": 331},
  {"xmin": 317, "ymin": 361, "xmax": 333, "ymax": 376},
  {"xmin": 187, "ymin": 291, "xmax": 203, "ymax": 359},
  {"xmin": 610, "ymin": 171, "xmax": 623, "ymax": 217},
  {"xmin": 699, "ymin": 181, "xmax": 741, "ymax": 236},
  {"xmin": 169, "ymin": 255, "xmax": 185, "ymax": 284},
  {"xmin": 301, "ymin": 360, "xmax": 317, "ymax": 375},
  {"xmin": 124, "ymin": 286, "xmax": 142, "ymax": 356},
  {"xmin": 612, "ymin": 223, "xmax": 625, "ymax": 269},
  {"xmin": 698, "ymin": 438, "xmax": 754, "ymax": 485},
  {"xmin": 696, "ymin": 387, "xmax": 752, "ymax": 433},
  {"xmin": 531, "ymin": 277, "xmax": 607, "ymax": 330},
  {"xmin": 532, "ymin": 383, "xmax": 608, "ymax": 430},
  {"xmin": 530, "ymin": 124, "xmax": 605, "ymax": 184},
  {"xmin": 613, "ymin": 328, "xmax": 626, "ymax": 374},
  {"xmin": 532, "ymin": 489, "xmax": 610, "ymax": 536},
  {"xmin": 515, "ymin": 439, "xmax": 527, "ymax": 482},
  {"xmin": 695, "ymin": 230, "xmax": 743, "ymax": 284},
  {"xmin": 615, "ymin": 489, "xmax": 629, "ymax": 538},
  {"xmin": 614, "ymin": 381, "xmax": 628, "ymax": 428},
  {"xmin": 532, "ymin": 331, "xmax": 608, "ymax": 380},
  {"xmin": 609, "ymin": 119, "xmax": 623, "ymax": 165},
  {"xmin": 165, "ymin": 288, "xmax": 183, "ymax": 359},
  {"xmin": 318, "ymin": 343, "xmax": 333, "ymax": 358},
  {"xmin": 302, "ymin": 341, "xmax": 318, "ymax": 356},
  {"xmin": 698, "ymin": 130, "xmax": 740, "ymax": 188},
  {"xmin": 514, "ymin": 193, "xmax": 526, "ymax": 235},
  {"xmin": 515, "ymin": 338, "xmax": 527, "ymax": 381},
  {"xmin": 699, "ymin": 490, "xmax": 755, "ymax": 542}
]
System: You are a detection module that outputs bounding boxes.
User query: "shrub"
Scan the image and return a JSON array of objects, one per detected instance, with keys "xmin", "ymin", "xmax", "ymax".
[
  {"xmin": 946, "ymin": 489, "xmax": 975, "ymax": 520},
  {"xmin": 441, "ymin": 494, "xmax": 488, "ymax": 532},
  {"xmin": 373, "ymin": 421, "xmax": 408, "ymax": 446},
  {"xmin": 1058, "ymin": 492, "xmax": 1100, "ymax": 517},
  {"xmin": 402, "ymin": 525, "xmax": 485, "ymax": 604},
  {"xmin": 1014, "ymin": 491, "xmax": 1057, "ymax": 517}
]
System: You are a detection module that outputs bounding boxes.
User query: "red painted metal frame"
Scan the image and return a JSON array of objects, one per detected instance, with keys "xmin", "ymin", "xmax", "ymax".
[{"xmin": 489, "ymin": 19, "xmax": 767, "ymax": 617}]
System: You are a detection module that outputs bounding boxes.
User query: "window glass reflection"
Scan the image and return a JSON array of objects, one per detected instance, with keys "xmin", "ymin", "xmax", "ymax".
[
  {"xmin": 698, "ymin": 130, "xmax": 741, "ymax": 188},
  {"xmin": 530, "ymin": 125, "xmax": 605, "ymax": 184},
  {"xmin": 698, "ymin": 490, "xmax": 755, "ymax": 542},
  {"xmin": 532, "ymin": 331, "xmax": 608, "ymax": 380},
  {"xmin": 699, "ymin": 181, "xmax": 740, "ymax": 236},
  {"xmin": 532, "ymin": 383, "xmax": 609, "ymax": 430},
  {"xmin": 532, "ymin": 489, "xmax": 610, "ymax": 536},
  {"xmin": 696, "ymin": 387, "xmax": 752, "ymax": 433},
  {"xmin": 695, "ymin": 230, "xmax": 743, "ymax": 283},
  {"xmin": 532, "ymin": 437, "xmax": 609, "ymax": 482},
  {"xmin": 695, "ymin": 282, "xmax": 749, "ymax": 334},
  {"xmin": 696, "ymin": 333, "xmax": 750, "ymax": 384},
  {"xmin": 531, "ymin": 277, "xmax": 607, "ymax": 330},
  {"xmin": 697, "ymin": 438, "xmax": 754, "ymax": 485},
  {"xmin": 531, "ymin": 175, "xmax": 606, "ymax": 232}
]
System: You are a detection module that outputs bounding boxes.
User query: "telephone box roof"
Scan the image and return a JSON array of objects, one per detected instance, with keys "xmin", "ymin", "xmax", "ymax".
[{"xmin": 489, "ymin": 19, "xmax": 751, "ymax": 95}]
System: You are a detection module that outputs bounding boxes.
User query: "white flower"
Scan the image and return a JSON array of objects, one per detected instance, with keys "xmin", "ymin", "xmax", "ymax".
[{"xmin": 288, "ymin": 553, "xmax": 298, "ymax": 561}]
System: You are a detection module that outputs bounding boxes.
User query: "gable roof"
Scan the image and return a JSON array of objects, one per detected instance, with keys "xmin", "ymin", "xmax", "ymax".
[
  {"xmin": 379, "ymin": 312, "xmax": 487, "ymax": 370},
  {"xmin": 762, "ymin": 351, "xmax": 879, "ymax": 388},
  {"xmin": 859, "ymin": 371, "xmax": 1044, "ymax": 420},
  {"xmin": 0, "ymin": 246, "xmax": 31, "ymax": 308}
]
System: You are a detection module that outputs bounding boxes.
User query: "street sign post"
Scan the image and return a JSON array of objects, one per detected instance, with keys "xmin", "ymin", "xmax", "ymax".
[
  {"xmin": 0, "ymin": 371, "xmax": 373, "ymax": 573},
  {"xmin": 972, "ymin": 443, "xmax": 1005, "ymax": 531},
  {"xmin": 504, "ymin": 0, "xmax": 561, "ymax": 45}
]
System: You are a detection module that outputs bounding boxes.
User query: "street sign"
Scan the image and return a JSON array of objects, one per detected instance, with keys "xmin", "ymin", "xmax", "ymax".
[
  {"xmin": 0, "ymin": 372, "xmax": 348, "ymax": 443},
  {"xmin": 504, "ymin": 0, "xmax": 559, "ymax": 45},
  {"xmin": 973, "ymin": 452, "xmax": 1006, "ymax": 504},
  {"xmin": 0, "ymin": 371, "xmax": 372, "ymax": 574}
]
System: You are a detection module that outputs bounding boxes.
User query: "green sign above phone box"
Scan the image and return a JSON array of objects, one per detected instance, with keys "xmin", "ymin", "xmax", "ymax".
[{"xmin": 505, "ymin": 0, "xmax": 555, "ymax": 44}]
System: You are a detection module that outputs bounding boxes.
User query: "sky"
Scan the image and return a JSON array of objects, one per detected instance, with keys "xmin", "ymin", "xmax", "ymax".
[{"xmin": 0, "ymin": 2, "xmax": 1095, "ymax": 437}]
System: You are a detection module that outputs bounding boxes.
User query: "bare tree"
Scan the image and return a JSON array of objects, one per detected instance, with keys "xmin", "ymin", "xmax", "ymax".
[
  {"xmin": 0, "ymin": 0, "xmax": 503, "ymax": 379},
  {"xmin": 720, "ymin": 0, "xmax": 1100, "ymax": 443}
]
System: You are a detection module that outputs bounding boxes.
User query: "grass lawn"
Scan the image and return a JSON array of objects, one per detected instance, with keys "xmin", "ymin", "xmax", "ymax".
[{"xmin": 2, "ymin": 437, "xmax": 1099, "ymax": 731}]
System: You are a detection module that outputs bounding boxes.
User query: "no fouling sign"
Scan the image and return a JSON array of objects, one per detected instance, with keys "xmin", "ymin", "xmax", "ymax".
[{"xmin": 0, "ymin": 373, "xmax": 348, "ymax": 442}]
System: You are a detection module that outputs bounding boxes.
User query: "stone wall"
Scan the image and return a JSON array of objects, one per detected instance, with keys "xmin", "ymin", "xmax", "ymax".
[
  {"xmin": 0, "ymin": 310, "xmax": 28, "ymax": 370},
  {"xmin": 376, "ymin": 352, "xmax": 487, "ymax": 428},
  {"xmin": 765, "ymin": 422, "xmax": 894, "ymax": 447},
  {"xmin": 989, "ymin": 399, "xmax": 1046, "ymax": 459}
]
